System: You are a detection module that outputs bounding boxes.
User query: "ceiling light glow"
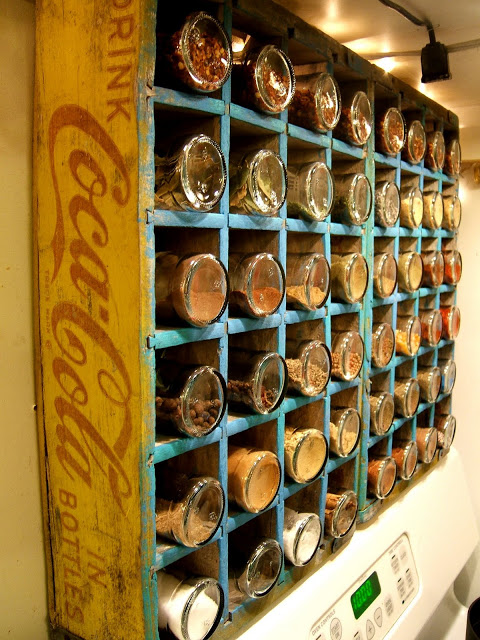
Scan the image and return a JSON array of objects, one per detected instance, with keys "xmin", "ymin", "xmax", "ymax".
[{"xmin": 375, "ymin": 57, "xmax": 397, "ymax": 73}]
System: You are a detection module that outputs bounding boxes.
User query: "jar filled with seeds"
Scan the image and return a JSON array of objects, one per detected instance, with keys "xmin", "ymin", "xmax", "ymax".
[
  {"xmin": 227, "ymin": 350, "xmax": 287, "ymax": 414},
  {"xmin": 440, "ymin": 305, "xmax": 461, "ymax": 340},
  {"xmin": 237, "ymin": 44, "xmax": 295, "ymax": 114},
  {"xmin": 231, "ymin": 538, "xmax": 283, "ymax": 598},
  {"xmin": 155, "ymin": 362, "xmax": 226, "ymax": 437},
  {"xmin": 395, "ymin": 315, "xmax": 421, "ymax": 356},
  {"xmin": 376, "ymin": 107, "xmax": 406, "ymax": 156},
  {"xmin": 157, "ymin": 571, "xmax": 224, "ymax": 640},
  {"xmin": 375, "ymin": 181, "xmax": 400, "ymax": 227},
  {"xmin": 330, "ymin": 252, "xmax": 369, "ymax": 303},
  {"xmin": 419, "ymin": 308, "xmax": 443, "ymax": 346},
  {"xmin": 402, "ymin": 120, "xmax": 426, "ymax": 164},
  {"xmin": 285, "ymin": 340, "xmax": 331, "ymax": 397},
  {"xmin": 394, "ymin": 377, "xmax": 420, "ymax": 418},
  {"xmin": 228, "ymin": 446, "xmax": 281, "ymax": 513},
  {"xmin": 423, "ymin": 191, "xmax": 444, "ymax": 229},
  {"xmin": 154, "ymin": 135, "xmax": 227, "ymax": 212},
  {"xmin": 155, "ymin": 474, "xmax": 224, "ymax": 547},
  {"xmin": 373, "ymin": 253, "xmax": 397, "ymax": 298},
  {"xmin": 155, "ymin": 252, "xmax": 228, "ymax": 327},
  {"xmin": 336, "ymin": 89, "xmax": 373, "ymax": 145},
  {"xmin": 369, "ymin": 392, "xmax": 395, "ymax": 436},
  {"xmin": 284, "ymin": 426, "xmax": 328, "ymax": 483},
  {"xmin": 329, "ymin": 407, "xmax": 361, "ymax": 457},
  {"xmin": 331, "ymin": 173, "xmax": 372, "ymax": 226},
  {"xmin": 417, "ymin": 366, "xmax": 441, "ymax": 403},
  {"xmin": 288, "ymin": 71, "xmax": 341, "ymax": 132},
  {"xmin": 283, "ymin": 508, "xmax": 321, "ymax": 566},
  {"xmin": 434, "ymin": 414, "xmax": 456, "ymax": 450},
  {"xmin": 159, "ymin": 12, "xmax": 232, "ymax": 94},
  {"xmin": 391, "ymin": 440, "xmax": 418, "ymax": 480},
  {"xmin": 229, "ymin": 253, "xmax": 285, "ymax": 318},
  {"xmin": 331, "ymin": 331, "xmax": 364, "ymax": 381},
  {"xmin": 368, "ymin": 456, "xmax": 397, "ymax": 499},
  {"xmin": 416, "ymin": 427, "xmax": 438, "ymax": 463},
  {"xmin": 443, "ymin": 194, "xmax": 462, "ymax": 231},
  {"xmin": 397, "ymin": 251, "xmax": 423, "ymax": 292},
  {"xmin": 400, "ymin": 185, "xmax": 424, "ymax": 228},
  {"xmin": 372, "ymin": 322, "xmax": 395, "ymax": 368},
  {"xmin": 421, "ymin": 250, "xmax": 444, "ymax": 288},
  {"xmin": 444, "ymin": 139, "xmax": 462, "ymax": 176},
  {"xmin": 425, "ymin": 130, "xmax": 446, "ymax": 172},
  {"xmin": 324, "ymin": 489, "xmax": 358, "ymax": 538},
  {"xmin": 443, "ymin": 250, "xmax": 462, "ymax": 285},
  {"xmin": 438, "ymin": 357, "xmax": 456, "ymax": 394},
  {"xmin": 287, "ymin": 161, "xmax": 335, "ymax": 222},
  {"xmin": 286, "ymin": 252, "xmax": 330, "ymax": 311}
]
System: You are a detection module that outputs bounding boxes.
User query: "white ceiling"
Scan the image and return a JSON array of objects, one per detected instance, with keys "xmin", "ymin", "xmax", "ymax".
[{"xmin": 275, "ymin": 0, "xmax": 480, "ymax": 159}]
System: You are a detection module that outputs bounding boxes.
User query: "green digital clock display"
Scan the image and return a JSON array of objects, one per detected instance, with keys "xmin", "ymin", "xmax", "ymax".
[{"xmin": 350, "ymin": 571, "xmax": 381, "ymax": 619}]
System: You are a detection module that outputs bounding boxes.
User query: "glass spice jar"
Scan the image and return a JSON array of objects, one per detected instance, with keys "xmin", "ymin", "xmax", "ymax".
[
  {"xmin": 154, "ymin": 135, "xmax": 227, "ymax": 212},
  {"xmin": 391, "ymin": 440, "xmax": 418, "ymax": 480},
  {"xmin": 324, "ymin": 489, "xmax": 358, "ymax": 538},
  {"xmin": 369, "ymin": 392, "xmax": 395, "ymax": 436},
  {"xmin": 155, "ymin": 252, "xmax": 228, "ymax": 327},
  {"xmin": 330, "ymin": 252, "xmax": 369, "ymax": 303},
  {"xmin": 288, "ymin": 72, "xmax": 341, "ymax": 132},
  {"xmin": 375, "ymin": 181, "xmax": 400, "ymax": 227},
  {"xmin": 228, "ymin": 446, "xmax": 281, "ymax": 513},
  {"xmin": 395, "ymin": 315, "xmax": 422, "ymax": 356},
  {"xmin": 229, "ymin": 252, "xmax": 285, "ymax": 318},
  {"xmin": 376, "ymin": 107, "xmax": 406, "ymax": 156},
  {"xmin": 231, "ymin": 538, "xmax": 283, "ymax": 598},
  {"xmin": 283, "ymin": 507, "xmax": 322, "ymax": 566},
  {"xmin": 421, "ymin": 251, "xmax": 445, "ymax": 288},
  {"xmin": 397, "ymin": 251, "xmax": 423, "ymax": 292},
  {"xmin": 402, "ymin": 120, "xmax": 426, "ymax": 164},
  {"xmin": 284, "ymin": 426, "xmax": 328, "ymax": 483},
  {"xmin": 157, "ymin": 571, "xmax": 224, "ymax": 640},
  {"xmin": 227, "ymin": 350, "xmax": 287, "ymax": 414},
  {"xmin": 287, "ymin": 161, "xmax": 335, "ymax": 222},
  {"xmin": 422, "ymin": 191, "xmax": 444, "ymax": 229},
  {"xmin": 229, "ymin": 149, "xmax": 287, "ymax": 216},
  {"xmin": 159, "ymin": 12, "xmax": 232, "ymax": 94},
  {"xmin": 440, "ymin": 305, "xmax": 461, "ymax": 340},
  {"xmin": 443, "ymin": 250, "xmax": 462, "ymax": 285},
  {"xmin": 240, "ymin": 45, "xmax": 295, "ymax": 114},
  {"xmin": 329, "ymin": 408, "xmax": 361, "ymax": 457},
  {"xmin": 434, "ymin": 414, "xmax": 456, "ymax": 450},
  {"xmin": 336, "ymin": 90, "xmax": 373, "ymax": 145},
  {"xmin": 444, "ymin": 139, "xmax": 462, "ymax": 177},
  {"xmin": 331, "ymin": 173, "xmax": 372, "ymax": 226},
  {"xmin": 425, "ymin": 130, "xmax": 446, "ymax": 172},
  {"xmin": 367, "ymin": 456, "xmax": 397, "ymax": 499},
  {"xmin": 155, "ymin": 362, "xmax": 226, "ymax": 437},
  {"xmin": 331, "ymin": 331, "xmax": 364, "ymax": 381},
  {"xmin": 285, "ymin": 340, "xmax": 331, "ymax": 397},
  {"xmin": 419, "ymin": 308, "xmax": 443, "ymax": 346},
  {"xmin": 372, "ymin": 322, "xmax": 395, "ymax": 369},
  {"xmin": 373, "ymin": 253, "xmax": 397, "ymax": 298},
  {"xmin": 155, "ymin": 474, "xmax": 224, "ymax": 547},
  {"xmin": 286, "ymin": 252, "xmax": 330, "ymax": 311},
  {"xmin": 417, "ymin": 366, "xmax": 441, "ymax": 403},
  {"xmin": 442, "ymin": 194, "xmax": 462, "ymax": 231},
  {"xmin": 416, "ymin": 427, "xmax": 438, "ymax": 463},
  {"xmin": 437, "ymin": 357, "xmax": 456, "ymax": 394},
  {"xmin": 400, "ymin": 186, "xmax": 424, "ymax": 228},
  {"xmin": 394, "ymin": 377, "xmax": 420, "ymax": 418}
]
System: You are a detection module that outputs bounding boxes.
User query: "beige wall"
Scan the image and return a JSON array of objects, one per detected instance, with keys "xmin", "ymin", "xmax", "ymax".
[{"xmin": 0, "ymin": 1, "xmax": 49, "ymax": 638}]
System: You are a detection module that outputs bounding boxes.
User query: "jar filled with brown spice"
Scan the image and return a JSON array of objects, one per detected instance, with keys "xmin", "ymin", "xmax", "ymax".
[
  {"xmin": 368, "ymin": 456, "xmax": 397, "ymax": 499},
  {"xmin": 425, "ymin": 130, "xmax": 446, "ymax": 172},
  {"xmin": 373, "ymin": 253, "xmax": 397, "ymax": 298},
  {"xmin": 284, "ymin": 426, "xmax": 328, "ymax": 483},
  {"xmin": 423, "ymin": 191, "xmax": 444, "ymax": 230},
  {"xmin": 443, "ymin": 249, "xmax": 462, "ymax": 285},
  {"xmin": 400, "ymin": 185, "xmax": 424, "ymax": 228},
  {"xmin": 331, "ymin": 173, "xmax": 372, "ymax": 226},
  {"xmin": 324, "ymin": 489, "xmax": 358, "ymax": 538},
  {"xmin": 416, "ymin": 427, "xmax": 438, "ymax": 463},
  {"xmin": 402, "ymin": 120, "xmax": 426, "ymax": 164},
  {"xmin": 442, "ymin": 194, "xmax": 462, "ymax": 231},
  {"xmin": 336, "ymin": 89, "xmax": 373, "ymax": 145},
  {"xmin": 286, "ymin": 252, "xmax": 330, "ymax": 311},
  {"xmin": 375, "ymin": 181, "xmax": 400, "ymax": 227},
  {"xmin": 288, "ymin": 71, "xmax": 341, "ymax": 132},
  {"xmin": 330, "ymin": 252, "xmax": 369, "ymax": 303},
  {"xmin": 421, "ymin": 251, "xmax": 444, "ymax": 288},
  {"xmin": 369, "ymin": 392, "xmax": 395, "ymax": 436},
  {"xmin": 434, "ymin": 414, "xmax": 456, "ymax": 450},
  {"xmin": 376, "ymin": 107, "xmax": 406, "ymax": 156},
  {"xmin": 394, "ymin": 377, "xmax": 420, "ymax": 418},
  {"xmin": 444, "ymin": 139, "xmax": 462, "ymax": 177},
  {"xmin": 397, "ymin": 251, "xmax": 423, "ymax": 292},
  {"xmin": 287, "ymin": 161, "xmax": 335, "ymax": 222},
  {"xmin": 417, "ymin": 366, "xmax": 441, "ymax": 403},
  {"xmin": 285, "ymin": 340, "xmax": 331, "ymax": 397},
  {"xmin": 371, "ymin": 322, "xmax": 395, "ymax": 368},
  {"xmin": 228, "ymin": 446, "xmax": 281, "ymax": 513},
  {"xmin": 331, "ymin": 331, "xmax": 364, "ymax": 381},
  {"xmin": 329, "ymin": 407, "xmax": 361, "ymax": 457},
  {"xmin": 229, "ymin": 252, "xmax": 285, "ymax": 318},
  {"xmin": 391, "ymin": 440, "xmax": 418, "ymax": 480}
]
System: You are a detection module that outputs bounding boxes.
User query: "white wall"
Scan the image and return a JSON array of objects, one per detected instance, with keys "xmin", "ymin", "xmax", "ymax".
[{"xmin": 0, "ymin": 1, "xmax": 50, "ymax": 638}]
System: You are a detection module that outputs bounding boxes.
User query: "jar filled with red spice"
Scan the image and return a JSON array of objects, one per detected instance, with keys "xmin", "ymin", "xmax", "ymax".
[
  {"xmin": 419, "ymin": 308, "xmax": 443, "ymax": 346},
  {"xmin": 287, "ymin": 161, "xmax": 335, "ymax": 222},
  {"xmin": 443, "ymin": 250, "xmax": 462, "ymax": 285},
  {"xmin": 443, "ymin": 194, "xmax": 462, "ymax": 231},
  {"xmin": 286, "ymin": 252, "xmax": 330, "ymax": 311},
  {"xmin": 331, "ymin": 331, "xmax": 364, "ymax": 381},
  {"xmin": 400, "ymin": 186, "xmax": 423, "ymax": 228},
  {"xmin": 423, "ymin": 191, "xmax": 444, "ymax": 229},
  {"xmin": 421, "ymin": 251, "xmax": 444, "ymax": 288},
  {"xmin": 416, "ymin": 427, "xmax": 438, "ymax": 463},
  {"xmin": 373, "ymin": 253, "xmax": 397, "ymax": 298},
  {"xmin": 425, "ymin": 130, "xmax": 446, "ymax": 172},
  {"xmin": 368, "ymin": 456, "xmax": 397, "ymax": 499},
  {"xmin": 336, "ymin": 89, "xmax": 373, "ymax": 145},
  {"xmin": 376, "ymin": 107, "xmax": 405, "ymax": 156},
  {"xmin": 402, "ymin": 120, "xmax": 426, "ymax": 164},
  {"xmin": 396, "ymin": 315, "xmax": 422, "ymax": 356},
  {"xmin": 331, "ymin": 173, "xmax": 372, "ymax": 226},
  {"xmin": 229, "ymin": 253, "xmax": 285, "ymax": 318},
  {"xmin": 288, "ymin": 71, "xmax": 341, "ymax": 132},
  {"xmin": 375, "ymin": 181, "xmax": 400, "ymax": 227},
  {"xmin": 440, "ymin": 305, "xmax": 461, "ymax": 340},
  {"xmin": 371, "ymin": 322, "xmax": 395, "ymax": 369},
  {"xmin": 391, "ymin": 440, "xmax": 418, "ymax": 480},
  {"xmin": 444, "ymin": 139, "xmax": 462, "ymax": 176},
  {"xmin": 285, "ymin": 340, "xmax": 331, "ymax": 397}
]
